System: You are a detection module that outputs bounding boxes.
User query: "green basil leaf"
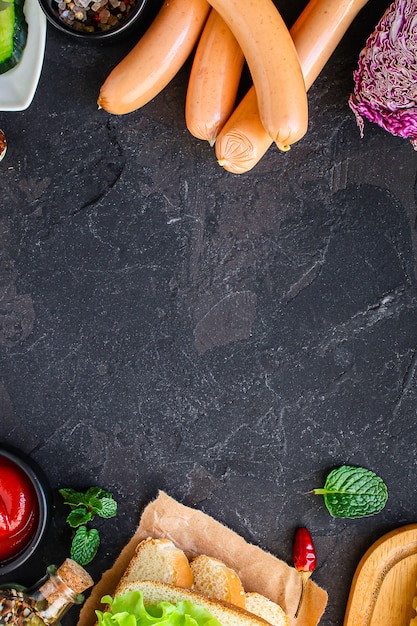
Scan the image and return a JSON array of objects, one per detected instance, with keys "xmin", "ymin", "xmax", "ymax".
[
  {"xmin": 314, "ymin": 465, "xmax": 388, "ymax": 518},
  {"xmin": 66, "ymin": 507, "xmax": 94, "ymax": 528},
  {"xmin": 70, "ymin": 526, "xmax": 100, "ymax": 566}
]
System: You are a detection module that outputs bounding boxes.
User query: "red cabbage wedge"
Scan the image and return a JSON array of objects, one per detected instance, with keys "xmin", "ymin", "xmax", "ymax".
[{"xmin": 349, "ymin": 0, "xmax": 417, "ymax": 148}]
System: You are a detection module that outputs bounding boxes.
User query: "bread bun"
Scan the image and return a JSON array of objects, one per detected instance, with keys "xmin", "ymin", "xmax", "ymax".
[
  {"xmin": 121, "ymin": 537, "xmax": 194, "ymax": 588},
  {"xmin": 244, "ymin": 592, "xmax": 289, "ymax": 626},
  {"xmin": 190, "ymin": 555, "xmax": 245, "ymax": 608},
  {"xmin": 106, "ymin": 538, "xmax": 289, "ymax": 626},
  {"xmin": 114, "ymin": 580, "xmax": 288, "ymax": 626}
]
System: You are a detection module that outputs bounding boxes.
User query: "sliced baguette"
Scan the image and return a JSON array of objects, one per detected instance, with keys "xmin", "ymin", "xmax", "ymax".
[
  {"xmin": 190, "ymin": 555, "xmax": 245, "ymax": 608},
  {"xmin": 244, "ymin": 593, "xmax": 289, "ymax": 626},
  {"xmin": 121, "ymin": 537, "xmax": 194, "ymax": 588},
  {"xmin": 113, "ymin": 580, "xmax": 287, "ymax": 626}
]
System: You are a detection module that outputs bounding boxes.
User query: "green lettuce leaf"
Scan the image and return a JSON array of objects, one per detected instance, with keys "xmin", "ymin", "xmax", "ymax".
[{"xmin": 96, "ymin": 591, "xmax": 222, "ymax": 626}]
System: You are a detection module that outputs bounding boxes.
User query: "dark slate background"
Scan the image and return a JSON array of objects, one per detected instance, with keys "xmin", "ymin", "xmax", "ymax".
[{"xmin": 1, "ymin": 0, "xmax": 417, "ymax": 624}]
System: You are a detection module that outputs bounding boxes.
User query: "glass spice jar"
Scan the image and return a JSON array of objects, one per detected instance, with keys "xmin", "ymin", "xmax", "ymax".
[{"xmin": 0, "ymin": 559, "xmax": 93, "ymax": 625}]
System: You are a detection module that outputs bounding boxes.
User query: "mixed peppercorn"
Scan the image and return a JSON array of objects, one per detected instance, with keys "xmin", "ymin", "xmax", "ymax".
[{"xmin": 53, "ymin": 0, "xmax": 137, "ymax": 33}]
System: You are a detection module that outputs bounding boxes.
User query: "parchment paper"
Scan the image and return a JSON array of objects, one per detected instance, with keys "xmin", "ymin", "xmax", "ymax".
[{"xmin": 77, "ymin": 491, "xmax": 327, "ymax": 626}]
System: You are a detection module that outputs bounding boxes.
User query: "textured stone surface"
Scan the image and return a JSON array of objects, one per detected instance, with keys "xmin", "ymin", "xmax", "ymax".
[{"xmin": 1, "ymin": 0, "xmax": 417, "ymax": 625}]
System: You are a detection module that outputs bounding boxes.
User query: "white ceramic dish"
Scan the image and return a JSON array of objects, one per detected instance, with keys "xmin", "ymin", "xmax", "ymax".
[{"xmin": 0, "ymin": 0, "xmax": 46, "ymax": 111}]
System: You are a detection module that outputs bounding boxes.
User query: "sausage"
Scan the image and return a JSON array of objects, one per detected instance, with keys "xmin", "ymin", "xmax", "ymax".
[
  {"xmin": 215, "ymin": 0, "xmax": 370, "ymax": 173},
  {"xmin": 206, "ymin": 0, "xmax": 308, "ymax": 148},
  {"xmin": 97, "ymin": 0, "xmax": 211, "ymax": 115},
  {"xmin": 185, "ymin": 9, "xmax": 244, "ymax": 146},
  {"xmin": 292, "ymin": 0, "xmax": 371, "ymax": 90}
]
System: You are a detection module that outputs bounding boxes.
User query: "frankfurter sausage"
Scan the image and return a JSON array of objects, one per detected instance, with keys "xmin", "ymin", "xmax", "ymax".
[
  {"xmin": 97, "ymin": 0, "xmax": 211, "ymax": 115},
  {"xmin": 206, "ymin": 0, "xmax": 308, "ymax": 148},
  {"xmin": 216, "ymin": 0, "xmax": 370, "ymax": 173},
  {"xmin": 185, "ymin": 9, "xmax": 244, "ymax": 146}
]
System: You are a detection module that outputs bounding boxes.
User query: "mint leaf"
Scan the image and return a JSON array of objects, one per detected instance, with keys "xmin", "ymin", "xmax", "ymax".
[
  {"xmin": 70, "ymin": 526, "xmax": 100, "ymax": 566},
  {"xmin": 67, "ymin": 507, "xmax": 94, "ymax": 528},
  {"xmin": 314, "ymin": 465, "xmax": 388, "ymax": 518},
  {"xmin": 58, "ymin": 488, "xmax": 89, "ymax": 508},
  {"xmin": 88, "ymin": 496, "xmax": 106, "ymax": 514},
  {"xmin": 95, "ymin": 497, "xmax": 117, "ymax": 519},
  {"xmin": 60, "ymin": 485, "xmax": 118, "ymax": 566},
  {"xmin": 85, "ymin": 487, "xmax": 112, "ymax": 501}
]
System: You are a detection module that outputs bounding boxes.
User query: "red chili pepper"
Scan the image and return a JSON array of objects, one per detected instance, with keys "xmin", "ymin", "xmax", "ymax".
[
  {"xmin": 293, "ymin": 526, "xmax": 316, "ymax": 574},
  {"xmin": 292, "ymin": 527, "xmax": 316, "ymax": 618}
]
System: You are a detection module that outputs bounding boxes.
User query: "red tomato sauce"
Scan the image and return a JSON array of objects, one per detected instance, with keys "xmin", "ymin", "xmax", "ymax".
[{"xmin": 0, "ymin": 455, "xmax": 39, "ymax": 562}]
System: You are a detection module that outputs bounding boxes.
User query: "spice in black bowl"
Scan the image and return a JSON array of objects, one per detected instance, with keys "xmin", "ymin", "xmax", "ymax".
[
  {"xmin": 54, "ymin": 0, "xmax": 136, "ymax": 33},
  {"xmin": 38, "ymin": 0, "xmax": 148, "ymax": 41}
]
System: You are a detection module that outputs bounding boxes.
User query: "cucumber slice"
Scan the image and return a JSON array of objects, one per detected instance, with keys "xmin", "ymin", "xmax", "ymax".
[
  {"xmin": 0, "ymin": 4, "xmax": 15, "ymax": 64},
  {"xmin": 0, "ymin": 0, "xmax": 28, "ymax": 74}
]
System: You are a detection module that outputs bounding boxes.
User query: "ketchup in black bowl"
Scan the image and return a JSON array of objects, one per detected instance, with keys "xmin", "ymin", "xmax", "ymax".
[{"xmin": 0, "ymin": 448, "xmax": 50, "ymax": 575}]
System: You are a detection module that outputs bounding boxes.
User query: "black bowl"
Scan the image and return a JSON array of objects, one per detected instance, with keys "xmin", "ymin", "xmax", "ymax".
[
  {"xmin": 0, "ymin": 446, "xmax": 51, "ymax": 577},
  {"xmin": 37, "ymin": 0, "xmax": 148, "ymax": 41}
]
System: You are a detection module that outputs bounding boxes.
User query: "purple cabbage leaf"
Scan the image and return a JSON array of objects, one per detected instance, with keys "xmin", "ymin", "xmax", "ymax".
[{"xmin": 349, "ymin": 0, "xmax": 417, "ymax": 148}]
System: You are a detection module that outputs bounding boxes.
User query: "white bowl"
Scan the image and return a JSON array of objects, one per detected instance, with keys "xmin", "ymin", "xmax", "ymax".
[{"xmin": 0, "ymin": 0, "xmax": 46, "ymax": 111}]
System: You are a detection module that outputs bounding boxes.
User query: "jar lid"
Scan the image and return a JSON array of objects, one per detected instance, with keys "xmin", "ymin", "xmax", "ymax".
[{"xmin": 57, "ymin": 559, "xmax": 94, "ymax": 594}]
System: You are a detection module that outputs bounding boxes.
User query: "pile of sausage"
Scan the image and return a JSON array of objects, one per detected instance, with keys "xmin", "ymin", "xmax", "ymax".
[{"xmin": 97, "ymin": 0, "xmax": 370, "ymax": 174}]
